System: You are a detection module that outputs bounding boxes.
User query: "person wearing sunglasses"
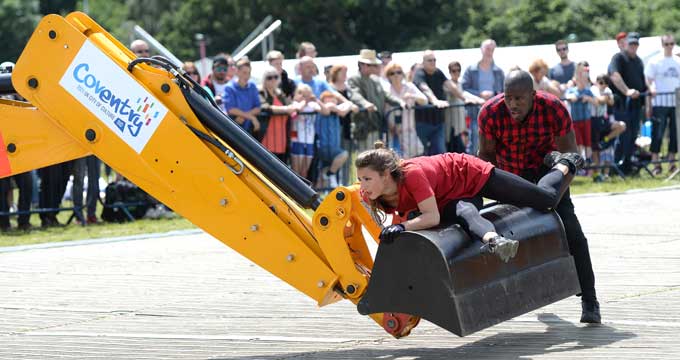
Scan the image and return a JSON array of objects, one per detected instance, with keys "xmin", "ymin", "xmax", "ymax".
[
  {"xmin": 644, "ymin": 34, "xmax": 680, "ymax": 175},
  {"xmin": 412, "ymin": 50, "xmax": 450, "ymax": 156},
  {"xmin": 266, "ymin": 50, "xmax": 296, "ymax": 100},
  {"xmin": 444, "ymin": 61, "xmax": 484, "ymax": 154},
  {"xmin": 548, "ymin": 40, "xmax": 575, "ymax": 93},
  {"xmin": 202, "ymin": 55, "xmax": 236, "ymax": 110},
  {"xmin": 183, "ymin": 61, "xmax": 222, "ymax": 102},
  {"xmin": 182, "ymin": 62, "xmax": 202, "ymax": 84},
  {"xmin": 258, "ymin": 66, "xmax": 300, "ymax": 163},
  {"xmin": 384, "ymin": 62, "xmax": 428, "ymax": 158}
]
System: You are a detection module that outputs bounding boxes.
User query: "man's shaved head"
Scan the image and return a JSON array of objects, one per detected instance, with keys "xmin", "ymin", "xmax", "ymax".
[
  {"xmin": 504, "ymin": 70, "xmax": 534, "ymax": 93},
  {"xmin": 503, "ymin": 70, "xmax": 536, "ymax": 122}
]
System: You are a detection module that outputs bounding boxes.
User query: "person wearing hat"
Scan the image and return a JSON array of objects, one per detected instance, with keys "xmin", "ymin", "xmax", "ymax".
[
  {"xmin": 347, "ymin": 49, "xmax": 405, "ymax": 152},
  {"xmin": 608, "ymin": 32, "xmax": 647, "ymax": 174}
]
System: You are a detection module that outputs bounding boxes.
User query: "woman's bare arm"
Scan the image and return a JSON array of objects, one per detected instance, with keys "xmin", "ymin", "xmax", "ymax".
[{"xmin": 402, "ymin": 196, "xmax": 440, "ymax": 230}]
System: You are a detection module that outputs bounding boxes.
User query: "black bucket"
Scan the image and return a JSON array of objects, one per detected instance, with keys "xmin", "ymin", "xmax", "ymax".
[{"xmin": 357, "ymin": 204, "xmax": 581, "ymax": 336}]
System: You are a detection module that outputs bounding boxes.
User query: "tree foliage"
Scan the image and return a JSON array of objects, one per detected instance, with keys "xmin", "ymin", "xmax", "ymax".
[
  {"xmin": 3, "ymin": 0, "xmax": 680, "ymax": 64},
  {"xmin": 1, "ymin": 0, "xmax": 40, "ymax": 63}
]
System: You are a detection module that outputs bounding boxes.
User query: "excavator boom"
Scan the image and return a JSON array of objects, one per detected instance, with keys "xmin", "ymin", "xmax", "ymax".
[{"xmin": 0, "ymin": 12, "xmax": 581, "ymax": 338}]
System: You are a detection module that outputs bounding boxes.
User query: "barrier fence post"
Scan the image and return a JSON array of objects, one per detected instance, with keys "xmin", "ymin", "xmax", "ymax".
[{"xmin": 669, "ymin": 88, "xmax": 680, "ymax": 181}]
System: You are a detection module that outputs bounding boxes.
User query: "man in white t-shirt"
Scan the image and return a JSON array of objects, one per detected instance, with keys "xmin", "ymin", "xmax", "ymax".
[{"xmin": 645, "ymin": 34, "xmax": 680, "ymax": 174}]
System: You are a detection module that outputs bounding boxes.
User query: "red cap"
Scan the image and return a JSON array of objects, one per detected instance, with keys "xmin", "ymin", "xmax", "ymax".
[{"xmin": 615, "ymin": 32, "xmax": 627, "ymax": 41}]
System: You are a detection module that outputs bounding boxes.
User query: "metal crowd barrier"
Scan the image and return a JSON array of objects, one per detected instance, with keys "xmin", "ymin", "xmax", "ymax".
[
  {"xmin": 4, "ymin": 90, "xmax": 677, "ymax": 229},
  {"xmin": 0, "ymin": 199, "xmax": 154, "ymax": 228},
  {"xmin": 0, "ymin": 206, "xmax": 86, "ymax": 225},
  {"xmin": 257, "ymin": 102, "xmax": 482, "ymax": 192}
]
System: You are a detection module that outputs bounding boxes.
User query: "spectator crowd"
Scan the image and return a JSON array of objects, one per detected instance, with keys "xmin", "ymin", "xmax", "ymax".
[
  {"xmin": 2, "ymin": 31, "xmax": 679, "ymax": 232},
  {"xmin": 184, "ymin": 31, "xmax": 678, "ymax": 188}
]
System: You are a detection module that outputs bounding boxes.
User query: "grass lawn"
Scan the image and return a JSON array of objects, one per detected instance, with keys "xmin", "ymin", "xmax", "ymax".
[
  {"xmin": 2, "ymin": 164, "xmax": 678, "ymax": 247},
  {"xmin": 0, "ymin": 200, "xmax": 195, "ymax": 247},
  {"xmin": 570, "ymin": 163, "xmax": 680, "ymax": 195}
]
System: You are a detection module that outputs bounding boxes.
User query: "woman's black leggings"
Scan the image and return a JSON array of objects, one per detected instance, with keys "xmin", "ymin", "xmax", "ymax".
[{"xmin": 441, "ymin": 167, "xmax": 566, "ymax": 240}]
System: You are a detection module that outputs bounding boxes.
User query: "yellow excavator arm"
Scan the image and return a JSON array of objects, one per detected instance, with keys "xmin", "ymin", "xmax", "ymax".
[
  {"xmin": 0, "ymin": 12, "xmax": 406, "ymax": 335},
  {"xmin": 1, "ymin": 12, "xmax": 582, "ymax": 339}
]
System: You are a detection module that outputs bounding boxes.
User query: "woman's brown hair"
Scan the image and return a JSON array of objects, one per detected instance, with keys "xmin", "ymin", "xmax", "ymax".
[
  {"xmin": 355, "ymin": 141, "xmax": 403, "ymax": 224},
  {"xmin": 328, "ymin": 64, "xmax": 347, "ymax": 84}
]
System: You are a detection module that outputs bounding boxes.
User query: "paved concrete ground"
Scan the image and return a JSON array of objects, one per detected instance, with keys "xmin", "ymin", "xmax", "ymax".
[{"xmin": 1, "ymin": 188, "xmax": 679, "ymax": 359}]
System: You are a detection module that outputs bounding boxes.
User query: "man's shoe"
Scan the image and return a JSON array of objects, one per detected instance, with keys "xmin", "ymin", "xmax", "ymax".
[
  {"xmin": 558, "ymin": 152, "xmax": 585, "ymax": 173},
  {"xmin": 544, "ymin": 151, "xmax": 584, "ymax": 174},
  {"xmin": 581, "ymin": 299, "xmax": 601, "ymax": 324},
  {"xmin": 480, "ymin": 235, "xmax": 519, "ymax": 263}
]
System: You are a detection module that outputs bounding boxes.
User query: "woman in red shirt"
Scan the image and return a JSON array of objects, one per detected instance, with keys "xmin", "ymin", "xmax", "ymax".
[{"xmin": 356, "ymin": 142, "xmax": 582, "ymax": 262}]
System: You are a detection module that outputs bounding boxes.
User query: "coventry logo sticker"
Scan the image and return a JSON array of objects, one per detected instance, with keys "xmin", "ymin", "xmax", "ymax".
[{"xmin": 59, "ymin": 40, "xmax": 168, "ymax": 154}]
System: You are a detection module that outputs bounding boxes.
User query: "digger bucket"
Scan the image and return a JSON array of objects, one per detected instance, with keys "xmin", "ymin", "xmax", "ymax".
[{"xmin": 357, "ymin": 204, "xmax": 581, "ymax": 337}]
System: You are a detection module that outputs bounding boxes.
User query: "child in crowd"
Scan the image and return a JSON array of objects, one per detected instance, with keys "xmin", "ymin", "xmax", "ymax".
[
  {"xmin": 316, "ymin": 91, "xmax": 352, "ymax": 189},
  {"xmin": 590, "ymin": 74, "xmax": 626, "ymax": 182},
  {"xmin": 565, "ymin": 61, "xmax": 596, "ymax": 172},
  {"xmin": 290, "ymin": 84, "xmax": 321, "ymax": 178}
]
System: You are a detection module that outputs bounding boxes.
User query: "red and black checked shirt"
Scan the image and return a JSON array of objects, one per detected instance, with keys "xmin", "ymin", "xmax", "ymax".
[{"xmin": 478, "ymin": 91, "xmax": 572, "ymax": 175}]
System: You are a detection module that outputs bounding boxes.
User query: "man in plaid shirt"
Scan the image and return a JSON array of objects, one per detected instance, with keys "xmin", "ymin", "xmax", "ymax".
[{"xmin": 478, "ymin": 70, "xmax": 601, "ymax": 324}]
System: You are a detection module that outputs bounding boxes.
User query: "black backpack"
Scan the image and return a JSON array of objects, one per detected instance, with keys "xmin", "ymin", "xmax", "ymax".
[{"xmin": 101, "ymin": 180, "xmax": 150, "ymax": 222}]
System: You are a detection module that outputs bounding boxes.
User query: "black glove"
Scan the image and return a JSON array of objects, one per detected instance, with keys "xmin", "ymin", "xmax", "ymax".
[{"xmin": 379, "ymin": 224, "xmax": 406, "ymax": 244}]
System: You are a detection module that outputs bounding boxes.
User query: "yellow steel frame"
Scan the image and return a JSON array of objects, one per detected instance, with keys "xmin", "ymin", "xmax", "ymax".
[{"xmin": 0, "ymin": 12, "xmax": 395, "ymax": 334}]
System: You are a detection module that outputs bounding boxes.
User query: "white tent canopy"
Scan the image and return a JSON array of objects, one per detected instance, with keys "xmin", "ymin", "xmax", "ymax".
[{"xmin": 247, "ymin": 35, "xmax": 668, "ymax": 85}]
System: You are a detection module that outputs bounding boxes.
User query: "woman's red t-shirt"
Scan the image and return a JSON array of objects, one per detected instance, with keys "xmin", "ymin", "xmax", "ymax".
[{"xmin": 386, "ymin": 153, "xmax": 494, "ymax": 215}]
